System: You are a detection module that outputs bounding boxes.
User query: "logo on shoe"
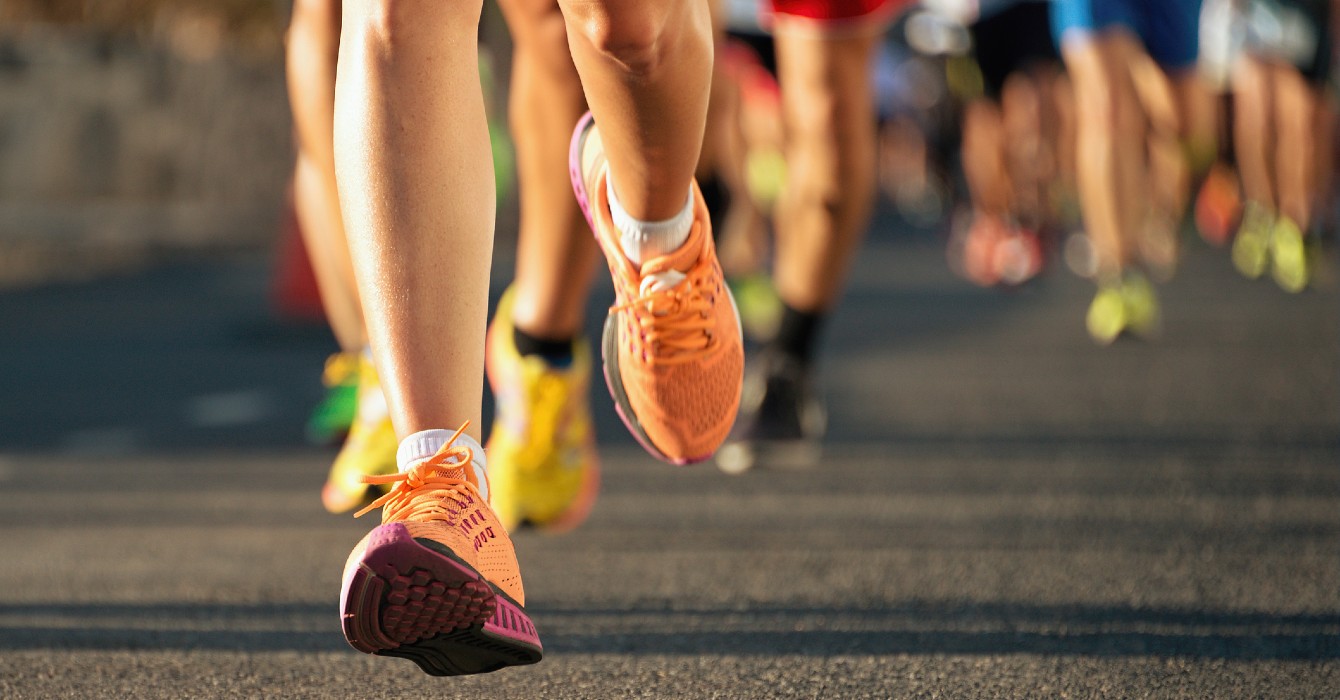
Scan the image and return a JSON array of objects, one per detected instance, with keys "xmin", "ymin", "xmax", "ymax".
[
  {"xmin": 456, "ymin": 508, "xmax": 498, "ymax": 550},
  {"xmin": 458, "ymin": 508, "xmax": 487, "ymax": 535},
  {"xmin": 472, "ymin": 526, "xmax": 496, "ymax": 552}
]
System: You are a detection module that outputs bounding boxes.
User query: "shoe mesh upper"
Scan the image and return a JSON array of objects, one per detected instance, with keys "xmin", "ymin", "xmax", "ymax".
[{"xmin": 356, "ymin": 424, "xmax": 526, "ymax": 604}]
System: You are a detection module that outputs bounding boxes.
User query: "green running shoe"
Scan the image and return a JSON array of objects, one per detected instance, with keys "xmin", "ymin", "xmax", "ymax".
[
  {"xmin": 322, "ymin": 354, "xmax": 397, "ymax": 514},
  {"xmin": 307, "ymin": 351, "xmax": 361, "ymax": 445}
]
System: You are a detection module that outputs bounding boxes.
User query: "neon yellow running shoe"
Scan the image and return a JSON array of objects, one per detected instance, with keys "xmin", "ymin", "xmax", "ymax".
[
  {"xmin": 1086, "ymin": 271, "xmax": 1161, "ymax": 345},
  {"xmin": 1269, "ymin": 215, "xmax": 1309, "ymax": 294},
  {"xmin": 1120, "ymin": 270, "xmax": 1161, "ymax": 340},
  {"xmin": 485, "ymin": 287, "xmax": 599, "ymax": 534},
  {"xmin": 1086, "ymin": 281, "xmax": 1127, "ymax": 346},
  {"xmin": 1232, "ymin": 203, "xmax": 1272, "ymax": 280},
  {"xmin": 322, "ymin": 354, "xmax": 398, "ymax": 514},
  {"xmin": 728, "ymin": 272, "xmax": 783, "ymax": 343}
]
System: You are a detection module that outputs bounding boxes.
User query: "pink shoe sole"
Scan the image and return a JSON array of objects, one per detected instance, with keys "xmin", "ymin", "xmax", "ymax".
[{"xmin": 340, "ymin": 523, "xmax": 542, "ymax": 676}]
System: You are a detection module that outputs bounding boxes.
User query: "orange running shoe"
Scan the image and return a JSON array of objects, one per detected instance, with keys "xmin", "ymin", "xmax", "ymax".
[
  {"xmin": 568, "ymin": 112, "xmax": 744, "ymax": 464},
  {"xmin": 1194, "ymin": 163, "xmax": 1242, "ymax": 248},
  {"xmin": 339, "ymin": 424, "xmax": 542, "ymax": 676}
]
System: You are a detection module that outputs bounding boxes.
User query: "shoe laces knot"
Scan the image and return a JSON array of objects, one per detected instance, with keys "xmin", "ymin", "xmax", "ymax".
[
  {"xmin": 354, "ymin": 423, "xmax": 484, "ymax": 523},
  {"xmin": 611, "ymin": 259, "xmax": 719, "ymax": 366}
]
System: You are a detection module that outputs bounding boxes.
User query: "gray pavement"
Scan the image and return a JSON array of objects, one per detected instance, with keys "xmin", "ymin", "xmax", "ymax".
[{"xmin": 1, "ymin": 226, "xmax": 1338, "ymax": 698}]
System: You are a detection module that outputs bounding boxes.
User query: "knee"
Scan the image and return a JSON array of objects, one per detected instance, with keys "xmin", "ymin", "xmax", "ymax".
[
  {"xmin": 346, "ymin": 0, "xmax": 481, "ymax": 51},
  {"xmin": 787, "ymin": 119, "xmax": 868, "ymax": 207},
  {"xmin": 791, "ymin": 89, "xmax": 877, "ymax": 173},
  {"xmin": 1075, "ymin": 82, "xmax": 1138, "ymax": 142},
  {"xmin": 565, "ymin": 3, "xmax": 676, "ymax": 75}
]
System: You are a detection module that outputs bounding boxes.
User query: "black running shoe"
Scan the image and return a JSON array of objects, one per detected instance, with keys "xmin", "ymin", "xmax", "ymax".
[{"xmin": 716, "ymin": 352, "xmax": 826, "ymax": 474}]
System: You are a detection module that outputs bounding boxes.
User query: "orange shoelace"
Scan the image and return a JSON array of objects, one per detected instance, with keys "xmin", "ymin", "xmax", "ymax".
[
  {"xmin": 609, "ymin": 258, "xmax": 720, "ymax": 366},
  {"xmin": 354, "ymin": 423, "xmax": 484, "ymax": 523}
]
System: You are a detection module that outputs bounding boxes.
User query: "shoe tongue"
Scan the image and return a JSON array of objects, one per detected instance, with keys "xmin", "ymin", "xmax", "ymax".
[
  {"xmin": 640, "ymin": 269, "xmax": 687, "ymax": 295},
  {"xmin": 429, "ymin": 460, "xmax": 468, "ymax": 481}
]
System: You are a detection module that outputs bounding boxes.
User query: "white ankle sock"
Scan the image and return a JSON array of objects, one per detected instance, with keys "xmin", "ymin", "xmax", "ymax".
[
  {"xmin": 607, "ymin": 174, "xmax": 694, "ymax": 265},
  {"xmin": 396, "ymin": 429, "xmax": 489, "ymax": 501}
]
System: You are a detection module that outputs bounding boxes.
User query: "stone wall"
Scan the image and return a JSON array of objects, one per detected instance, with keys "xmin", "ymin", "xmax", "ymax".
[{"xmin": 0, "ymin": 24, "xmax": 291, "ymax": 286}]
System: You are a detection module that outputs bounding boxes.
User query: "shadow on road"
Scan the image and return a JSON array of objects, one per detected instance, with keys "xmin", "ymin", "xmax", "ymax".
[{"xmin": 3, "ymin": 600, "xmax": 1336, "ymax": 659}]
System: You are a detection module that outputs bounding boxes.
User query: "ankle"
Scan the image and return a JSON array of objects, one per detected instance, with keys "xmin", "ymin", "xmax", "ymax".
[
  {"xmin": 512, "ymin": 325, "xmax": 576, "ymax": 368},
  {"xmin": 397, "ymin": 429, "xmax": 486, "ymax": 470},
  {"xmin": 771, "ymin": 302, "xmax": 826, "ymax": 368},
  {"xmin": 607, "ymin": 173, "xmax": 694, "ymax": 265}
]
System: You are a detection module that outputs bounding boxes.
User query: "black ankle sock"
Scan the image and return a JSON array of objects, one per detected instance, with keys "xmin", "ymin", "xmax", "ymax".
[
  {"xmin": 771, "ymin": 303, "xmax": 825, "ymax": 367},
  {"xmin": 513, "ymin": 326, "xmax": 575, "ymax": 367},
  {"xmin": 698, "ymin": 173, "xmax": 732, "ymax": 240}
]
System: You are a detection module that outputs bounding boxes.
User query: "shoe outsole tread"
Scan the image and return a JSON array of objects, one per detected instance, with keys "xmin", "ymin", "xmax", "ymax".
[{"xmin": 341, "ymin": 523, "xmax": 542, "ymax": 676}]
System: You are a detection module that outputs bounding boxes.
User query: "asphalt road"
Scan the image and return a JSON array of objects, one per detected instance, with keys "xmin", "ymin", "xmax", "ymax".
[{"xmin": 1, "ymin": 224, "xmax": 1337, "ymax": 698}]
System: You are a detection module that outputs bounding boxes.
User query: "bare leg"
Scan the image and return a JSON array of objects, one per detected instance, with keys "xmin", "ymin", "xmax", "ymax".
[
  {"xmin": 1061, "ymin": 32, "xmax": 1148, "ymax": 277},
  {"xmin": 1176, "ymin": 68, "xmax": 1220, "ymax": 177},
  {"xmin": 497, "ymin": 0, "xmax": 598, "ymax": 340},
  {"xmin": 1233, "ymin": 55, "xmax": 1276, "ymax": 210},
  {"xmin": 771, "ymin": 28, "xmax": 881, "ymax": 312},
  {"xmin": 1002, "ymin": 73, "xmax": 1047, "ymax": 227},
  {"xmin": 696, "ymin": 0, "xmax": 733, "ymax": 180},
  {"xmin": 1314, "ymin": 91, "xmax": 1336, "ymax": 226},
  {"xmin": 1131, "ymin": 54, "xmax": 1187, "ymax": 273},
  {"xmin": 1052, "ymin": 72, "xmax": 1079, "ymax": 210},
  {"xmin": 557, "ymin": 0, "xmax": 714, "ymax": 220},
  {"xmin": 1272, "ymin": 63, "xmax": 1318, "ymax": 230},
  {"xmin": 287, "ymin": 0, "xmax": 365, "ymax": 351},
  {"xmin": 962, "ymin": 99, "xmax": 1012, "ymax": 219},
  {"xmin": 1132, "ymin": 58, "xmax": 1187, "ymax": 211},
  {"xmin": 708, "ymin": 61, "xmax": 769, "ymax": 273},
  {"xmin": 331, "ymin": 1, "xmax": 548, "ymax": 677},
  {"xmin": 335, "ymin": 0, "xmax": 494, "ymax": 442}
]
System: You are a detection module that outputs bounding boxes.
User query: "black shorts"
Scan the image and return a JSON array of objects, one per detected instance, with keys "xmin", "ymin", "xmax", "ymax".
[
  {"xmin": 970, "ymin": 1, "xmax": 1060, "ymax": 100},
  {"xmin": 1280, "ymin": 0, "xmax": 1331, "ymax": 84}
]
